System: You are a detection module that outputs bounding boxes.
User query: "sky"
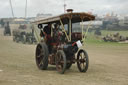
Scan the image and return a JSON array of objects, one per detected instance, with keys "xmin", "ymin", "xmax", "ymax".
[{"xmin": 0, "ymin": 0, "xmax": 128, "ymax": 18}]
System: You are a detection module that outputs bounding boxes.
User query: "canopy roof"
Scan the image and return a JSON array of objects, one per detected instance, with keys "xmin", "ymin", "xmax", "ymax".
[{"xmin": 33, "ymin": 12, "xmax": 95, "ymax": 24}]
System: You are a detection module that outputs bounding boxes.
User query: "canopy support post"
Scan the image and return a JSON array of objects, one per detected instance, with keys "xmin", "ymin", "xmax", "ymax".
[
  {"xmin": 60, "ymin": 19, "xmax": 70, "ymax": 42},
  {"xmin": 32, "ymin": 24, "xmax": 40, "ymax": 42},
  {"xmin": 69, "ymin": 19, "xmax": 72, "ymax": 42},
  {"xmin": 85, "ymin": 21, "xmax": 92, "ymax": 37},
  {"xmin": 81, "ymin": 20, "xmax": 84, "ymax": 40}
]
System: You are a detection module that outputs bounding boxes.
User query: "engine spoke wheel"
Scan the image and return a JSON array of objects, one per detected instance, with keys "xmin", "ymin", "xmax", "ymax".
[
  {"xmin": 77, "ymin": 49, "xmax": 89, "ymax": 72},
  {"xmin": 35, "ymin": 43, "xmax": 49, "ymax": 70},
  {"xmin": 56, "ymin": 50, "xmax": 66, "ymax": 74}
]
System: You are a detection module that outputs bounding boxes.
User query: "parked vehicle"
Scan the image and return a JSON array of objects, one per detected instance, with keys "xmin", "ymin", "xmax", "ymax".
[
  {"xmin": 13, "ymin": 24, "xmax": 36, "ymax": 44},
  {"xmin": 4, "ymin": 22, "xmax": 11, "ymax": 36}
]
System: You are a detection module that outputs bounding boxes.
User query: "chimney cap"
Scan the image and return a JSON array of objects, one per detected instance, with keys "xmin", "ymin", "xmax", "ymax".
[{"xmin": 66, "ymin": 9, "xmax": 73, "ymax": 13}]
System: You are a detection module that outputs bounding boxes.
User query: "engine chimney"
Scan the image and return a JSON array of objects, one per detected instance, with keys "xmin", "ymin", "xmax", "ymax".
[{"xmin": 67, "ymin": 9, "xmax": 73, "ymax": 13}]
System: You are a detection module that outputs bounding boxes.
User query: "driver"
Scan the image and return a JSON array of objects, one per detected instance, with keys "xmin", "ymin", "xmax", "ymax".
[
  {"xmin": 40, "ymin": 23, "xmax": 52, "ymax": 42},
  {"xmin": 42, "ymin": 23, "xmax": 52, "ymax": 53},
  {"xmin": 43, "ymin": 23, "xmax": 51, "ymax": 36},
  {"xmin": 53, "ymin": 24, "xmax": 59, "ymax": 41}
]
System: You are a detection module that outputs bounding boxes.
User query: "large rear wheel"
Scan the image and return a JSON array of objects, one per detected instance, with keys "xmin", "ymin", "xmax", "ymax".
[
  {"xmin": 56, "ymin": 50, "xmax": 66, "ymax": 74},
  {"xmin": 35, "ymin": 43, "xmax": 49, "ymax": 70},
  {"xmin": 77, "ymin": 49, "xmax": 89, "ymax": 72}
]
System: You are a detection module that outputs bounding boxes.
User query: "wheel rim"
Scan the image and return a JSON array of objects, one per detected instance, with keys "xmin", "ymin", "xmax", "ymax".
[
  {"xmin": 77, "ymin": 50, "xmax": 89, "ymax": 72},
  {"xmin": 36, "ymin": 44, "xmax": 45, "ymax": 68},
  {"xmin": 56, "ymin": 51, "xmax": 66, "ymax": 74}
]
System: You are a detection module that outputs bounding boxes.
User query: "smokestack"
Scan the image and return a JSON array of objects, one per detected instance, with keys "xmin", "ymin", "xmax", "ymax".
[{"xmin": 66, "ymin": 9, "xmax": 73, "ymax": 13}]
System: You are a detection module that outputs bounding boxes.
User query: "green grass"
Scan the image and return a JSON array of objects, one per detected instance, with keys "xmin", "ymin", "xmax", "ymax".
[
  {"xmin": 84, "ymin": 30, "xmax": 128, "ymax": 46},
  {"xmin": 101, "ymin": 30, "xmax": 128, "ymax": 36}
]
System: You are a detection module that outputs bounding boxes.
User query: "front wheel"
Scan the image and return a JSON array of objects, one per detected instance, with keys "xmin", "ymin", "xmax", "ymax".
[
  {"xmin": 55, "ymin": 50, "xmax": 66, "ymax": 74},
  {"xmin": 77, "ymin": 49, "xmax": 89, "ymax": 72}
]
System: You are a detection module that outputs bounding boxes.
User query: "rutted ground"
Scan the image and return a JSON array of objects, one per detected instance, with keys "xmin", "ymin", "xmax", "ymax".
[{"xmin": 0, "ymin": 29, "xmax": 128, "ymax": 85}]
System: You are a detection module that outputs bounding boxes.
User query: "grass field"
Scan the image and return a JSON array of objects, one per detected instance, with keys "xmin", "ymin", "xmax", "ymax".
[
  {"xmin": 101, "ymin": 30, "xmax": 128, "ymax": 36},
  {"xmin": 0, "ymin": 28, "xmax": 128, "ymax": 85},
  {"xmin": 85, "ymin": 30, "xmax": 128, "ymax": 45}
]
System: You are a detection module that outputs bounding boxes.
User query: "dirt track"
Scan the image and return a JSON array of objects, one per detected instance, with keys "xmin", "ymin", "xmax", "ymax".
[{"xmin": 0, "ymin": 29, "xmax": 128, "ymax": 85}]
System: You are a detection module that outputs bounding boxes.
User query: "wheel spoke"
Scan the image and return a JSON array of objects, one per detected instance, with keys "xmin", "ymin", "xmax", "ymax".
[
  {"xmin": 84, "ymin": 58, "xmax": 87, "ymax": 62},
  {"xmin": 80, "ymin": 53, "xmax": 82, "ymax": 59},
  {"xmin": 81, "ymin": 63, "xmax": 83, "ymax": 69},
  {"xmin": 39, "ymin": 59, "xmax": 43, "ymax": 66},
  {"xmin": 82, "ymin": 63, "xmax": 85, "ymax": 68},
  {"xmin": 37, "ymin": 52, "xmax": 44, "ymax": 58}
]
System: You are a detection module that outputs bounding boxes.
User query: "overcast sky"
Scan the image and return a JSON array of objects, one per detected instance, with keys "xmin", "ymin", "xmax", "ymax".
[{"xmin": 0, "ymin": 0, "xmax": 128, "ymax": 18}]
